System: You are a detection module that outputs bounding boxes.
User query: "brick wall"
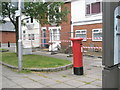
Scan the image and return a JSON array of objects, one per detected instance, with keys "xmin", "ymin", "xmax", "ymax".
[
  {"xmin": 73, "ymin": 23, "xmax": 102, "ymax": 47},
  {"xmin": 60, "ymin": 2, "xmax": 71, "ymax": 48},
  {"xmin": 41, "ymin": 2, "xmax": 71, "ymax": 49},
  {"xmin": 0, "ymin": 32, "xmax": 16, "ymax": 43}
]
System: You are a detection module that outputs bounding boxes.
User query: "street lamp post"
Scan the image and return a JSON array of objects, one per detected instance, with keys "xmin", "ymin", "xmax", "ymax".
[
  {"xmin": 12, "ymin": 0, "xmax": 24, "ymax": 71},
  {"xmin": 18, "ymin": 0, "xmax": 22, "ymax": 71}
]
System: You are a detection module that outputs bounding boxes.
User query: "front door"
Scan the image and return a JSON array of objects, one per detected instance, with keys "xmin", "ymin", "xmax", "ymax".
[{"xmin": 42, "ymin": 29, "xmax": 46, "ymax": 47}]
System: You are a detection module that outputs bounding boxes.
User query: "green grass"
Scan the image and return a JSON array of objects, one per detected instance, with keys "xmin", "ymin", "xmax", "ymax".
[{"xmin": 1, "ymin": 52, "xmax": 71, "ymax": 68}]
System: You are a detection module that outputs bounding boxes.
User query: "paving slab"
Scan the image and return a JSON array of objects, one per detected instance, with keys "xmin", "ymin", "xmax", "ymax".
[
  {"xmin": 64, "ymin": 79, "xmax": 86, "ymax": 87},
  {"xmin": 90, "ymin": 80, "xmax": 102, "ymax": 87},
  {"xmin": 24, "ymin": 74, "xmax": 47, "ymax": 81},
  {"xmin": 73, "ymin": 76, "xmax": 97, "ymax": 83},
  {"xmin": 49, "ymin": 83, "xmax": 76, "ymax": 88},
  {"xmin": 86, "ymin": 74, "xmax": 102, "ymax": 81},
  {"xmin": 38, "ymin": 79, "xmax": 60, "ymax": 86},
  {"xmin": 20, "ymin": 82, "xmax": 45, "ymax": 88},
  {"xmin": 79, "ymin": 84, "xmax": 101, "ymax": 88},
  {"xmin": 2, "ymin": 77, "xmax": 22, "ymax": 88}
]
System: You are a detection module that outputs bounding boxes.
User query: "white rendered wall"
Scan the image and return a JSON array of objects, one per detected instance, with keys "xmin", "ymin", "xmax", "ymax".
[
  {"xmin": 22, "ymin": 15, "xmax": 40, "ymax": 48},
  {"xmin": 71, "ymin": 0, "xmax": 102, "ymax": 26}
]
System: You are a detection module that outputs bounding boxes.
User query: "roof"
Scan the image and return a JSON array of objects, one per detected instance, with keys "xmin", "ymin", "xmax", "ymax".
[{"xmin": 0, "ymin": 21, "xmax": 15, "ymax": 32}]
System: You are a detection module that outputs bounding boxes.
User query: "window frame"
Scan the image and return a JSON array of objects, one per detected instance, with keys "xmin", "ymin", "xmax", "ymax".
[
  {"xmin": 28, "ymin": 34, "xmax": 31, "ymax": 40},
  {"xmin": 85, "ymin": 2, "xmax": 102, "ymax": 16},
  {"xmin": 23, "ymin": 34, "xmax": 26, "ymax": 40},
  {"xmin": 31, "ymin": 34, "xmax": 35, "ymax": 40},
  {"xmin": 49, "ymin": 27, "xmax": 61, "ymax": 42},
  {"xmin": 75, "ymin": 30, "xmax": 87, "ymax": 41},
  {"xmin": 92, "ymin": 28, "xmax": 102, "ymax": 41},
  {"xmin": 86, "ymin": 4, "xmax": 91, "ymax": 15},
  {"xmin": 23, "ymin": 31, "xmax": 25, "ymax": 33},
  {"xmin": 28, "ymin": 34, "xmax": 35, "ymax": 40}
]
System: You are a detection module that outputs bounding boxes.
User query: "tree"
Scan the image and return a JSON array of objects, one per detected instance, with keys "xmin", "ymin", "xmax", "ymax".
[
  {"xmin": 0, "ymin": 2, "xmax": 17, "ymax": 28},
  {"xmin": 0, "ymin": 2, "xmax": 19, "ymax": 54},
  {"xmin": 24, "ymin": 2, "xmax": 69, "ymax": 26},
  {"xmin": 0, "ymin": 1, "xmax": 69, "ymax": 55}
]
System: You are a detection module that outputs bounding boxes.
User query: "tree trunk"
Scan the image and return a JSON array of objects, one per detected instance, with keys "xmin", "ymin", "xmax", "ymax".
[{"xmin": 15, "ymin": 17, "xmax": 19, "ymax": 56}]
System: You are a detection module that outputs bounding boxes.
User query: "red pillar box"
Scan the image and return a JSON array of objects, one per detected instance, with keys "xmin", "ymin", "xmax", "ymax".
[{"xmin": 71, "ymin": 38, "xmax": 83, "ymax": 75}]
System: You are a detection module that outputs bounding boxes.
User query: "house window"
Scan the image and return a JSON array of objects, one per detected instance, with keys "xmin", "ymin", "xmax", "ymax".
[
  {"xmin": 75, "ymin": 30, "xmax": 87, "ymax": 41},
  {"xmin": 86, "ymin": 2, "xmax": 101, "ymax": 15},
  {"xmin": 26, "ymin": 20, "xmax": 29, "ymax": 23},
  {"xmin": 86, "ymin": 4, "xmax": 90, "ymax": 15},
  {"xmin": 92, "ymin": 29, "xmax": 102, "ymax": 41},
  {"xmin": 28, "ymin": 34, "xmax": 35, "ymax": 40},
  {"xmin": 42, "ymin": 28, "xmax": 47, "ymax": 47},
  {"xmin": 50, "ymin": 27, "xmax": 60, "ymax": 41},
  {"xmin": 91, "ymin": 2, "xmax": 101, "ymax": 14},
  {"xmin": 53, "ymin": 29, "xmax": 58, "ymax": 41},
  {"xmin": 31, "ymin": 34, "xmax": 35, "ymax": 40},
  {"xmin": 23, "ymin": 31, "xmax": 25, "ymax": 33},
  {"xmin": 23, "ymin": 35, "xmax": 26, "ymax": 40},
  {"xmin": 28, "ymin": 34, "xmax": 31, "ymax": 40}
]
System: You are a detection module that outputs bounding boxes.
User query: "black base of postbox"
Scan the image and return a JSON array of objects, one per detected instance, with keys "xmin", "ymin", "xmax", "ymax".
[{"xmin": 74, "ymin": 67, "xmax": 83, "ymax": 75}]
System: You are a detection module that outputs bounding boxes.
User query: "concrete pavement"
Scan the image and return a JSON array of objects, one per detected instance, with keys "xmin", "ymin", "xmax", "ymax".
[
  {"xmin": 1, "ymin": 46, "xmax": 102, "ymax": 88},
  {"xmin": 1, "ymin": 63, "xmax": 102, "ymax": 88}
]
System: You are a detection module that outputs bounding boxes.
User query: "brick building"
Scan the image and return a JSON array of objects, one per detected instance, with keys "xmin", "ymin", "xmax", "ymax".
[
  {"xmin": 40, "ymin": 2, "xmax": 71, "ymax": 49},
  {"xmin": 71, "ymin": 0, "xmax": 102, "ymax": 49},
  {"xmin": 0, "ymin": 16, "xmax": 40, "ymax": 48},
  {"xmin": 41, "ymin": 0, "xmax": 103, "ymax": 50},
  {"xmin": 0, "ymin": 21, "xmax": 16, "ymax": 43},
  {"xmin": 1, "ymin": 0, "xmax": 103, "ymax": 50},
  {"xmin": 73, "ymin": 23, "xmax": 102, "ymax": 47}
]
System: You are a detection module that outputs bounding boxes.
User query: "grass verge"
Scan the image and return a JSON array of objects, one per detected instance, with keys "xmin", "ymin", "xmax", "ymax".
[{"xmin": 1, "ymin": 52, "xmax": 71, "ymax": 68}]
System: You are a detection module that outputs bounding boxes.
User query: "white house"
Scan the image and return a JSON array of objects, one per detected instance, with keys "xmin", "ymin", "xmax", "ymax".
[{"xmin": 22, "ymin": 16, "xmax": 40, "ymax": 48}]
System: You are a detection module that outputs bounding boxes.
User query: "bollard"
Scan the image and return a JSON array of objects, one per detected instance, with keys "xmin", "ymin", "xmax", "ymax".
[
  {"xmin": 71, "ymin": 38, "xmax": 83, "ymax": 75},
  {"xmin": 8, "ymin": 41, "xmax": 10, "ymax": 47}
]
